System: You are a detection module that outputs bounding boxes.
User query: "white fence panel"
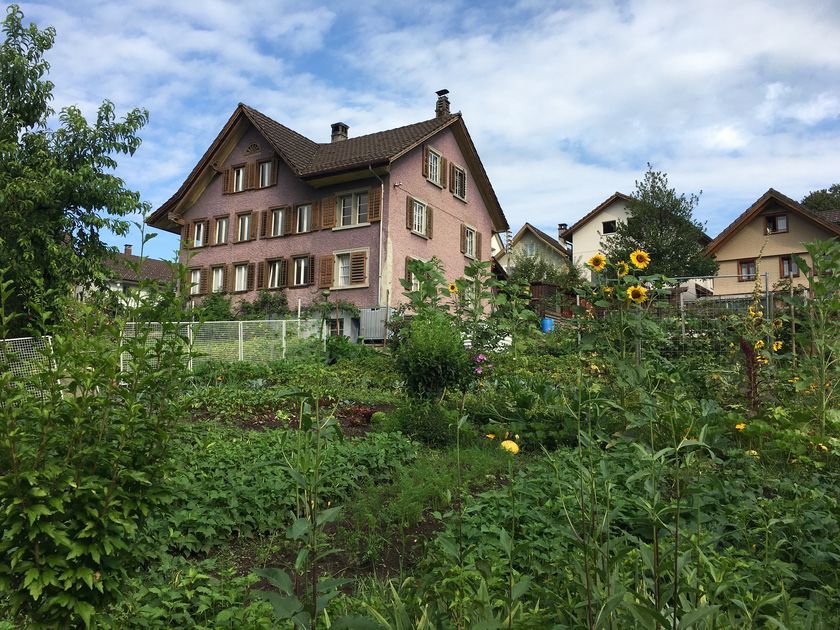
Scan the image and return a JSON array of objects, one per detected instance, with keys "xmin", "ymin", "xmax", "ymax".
[{"xmin": 0, "ymin": 336, "xmax": 52, "ymax": 380}]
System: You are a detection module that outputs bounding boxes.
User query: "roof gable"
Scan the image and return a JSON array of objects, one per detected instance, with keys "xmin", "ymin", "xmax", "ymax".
[
  {"xmin": 511, "ymin": 223, "xmax": 568, "ymax": 257},
  {"xmin": 562, "ymin": 192, "xmax": 631, "ymax": 238},
  {"xmin": 104, "ymin": 252, "xmax": 175, "ymax": 283},
  {"xmin": 705, "ymin": 188, "xmax": 840, "ymax": 255}
]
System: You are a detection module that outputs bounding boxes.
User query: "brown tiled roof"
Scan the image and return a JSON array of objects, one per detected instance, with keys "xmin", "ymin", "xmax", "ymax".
[
  {"xmin": 104, "ymin": 252, "xmax": 175, "ymax": 284},
  {"xmin": 818, "ymin": 208, "xmax": 840, "ymax": 224},
  {"xmin": 705, "ymin": 188, "xmax": 840, "ymax": 255},
  {"xmin": 511, "ymin": 223, "xmax": 569, "ymax": 257}
]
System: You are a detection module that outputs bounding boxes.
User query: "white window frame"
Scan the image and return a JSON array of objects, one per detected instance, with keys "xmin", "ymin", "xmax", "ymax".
[
  {"xmin": 234, "ymin": 263, "xmax": 248, "ymax": 292},
  {"xmin": 336, "ymin": 253, "xmax": 351, "ymax": 287},
  {"xmin": 212, "ymin": 267, "xmax": 225, "ymax": 293},
  {"xmin": 523, "ymin": 242, "xmax": 537, "ymax": 257},
  {"xmin": 412, "ymin": 199, "xmax": 427, "ymax": 236},
  {"xmin": 237, "ymin": 213, "xmax": 251, "ymax": 242},
  {"xmin": 453, "ymin": 164, "xmax": 467, "ymax": 200},
  {"xmin": 267, "ymin": 260, "xmax": 283, "ymax": 288},
  {"xmin": 233, "ymin": 166, "xmax": 246, "ymax": 192},
  {"xmin": 214, "ymin": 217, "xmax": 228, "ymax": 245},
  {"xmin": 464, "ymin": 226, "xmax": 476, "ymax": 258},
  {"xmin": 427, "ymin": 149, "xmax": 441, "ymax": 186},
  {"xmin": 193, "ymin": 221, "xmax": 205, "ymax": 247},
  {"xmin": 258, "ymin": 161, "xmax": 272, "ymax": 188},
  {"xmin": 189, "ymin": 269, "xmax": 201, "ymax": 295},
  {"xmin": 271, "ymin": 208, "xmax": 284, "ymax": 237},
  {"xmin": 336, "ymin": 191, "xmax": 369, "ymax": 228},
  {"xmin": 296, "ymin": 204, "xmax": 312, "ymax": 234},
  {"xmin": 293, "ymin": 257, "xmax": 309, "ymax": 286}
]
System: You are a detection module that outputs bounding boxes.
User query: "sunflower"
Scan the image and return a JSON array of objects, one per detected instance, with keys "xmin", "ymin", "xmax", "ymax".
[
  {"xmin": 626, "ymin": 284, "xmax": 647, "ymax": 304},
  {"xmin": 500, "ymin": 440, "xmax": 520, "ymax": 455},
  {"xmin": 602, "ymin": 286, "xmax": 614, "ymax": 296},
  {"xmin": 485, "ymin": 433, "xmax": 496, "ymax": 440},
  {"xmin": 735, "ymin": 422, "xmax": 746, "ymax": 431},
  {"xmin": 448, "ymin": 282, "xmax": 458, "ymax": 294},
  {"xmin": 754, "ymin": 339, "xmax": 765, "ymax": 350},
  {"xmin": 629, "ymin": 249, "xmax": 651, "ymax": 269},
  {"xmin": 772, "ymin": 340, "xmax": 783, "ymax": 352},
  {"xmin": 587, "ymin": 253, "xmax": 607, "ymax": 272},
  {"xmin": 616, "ymin": 261, "xmax": 630, "ymax": 277}
]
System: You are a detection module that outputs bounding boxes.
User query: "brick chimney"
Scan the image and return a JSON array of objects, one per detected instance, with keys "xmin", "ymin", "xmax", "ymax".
[
  {"xmin": 330, "ymin": 122, "xmax": 348, "ymax": 142},
  {"xmin": 124, "ymin": 244, "xmax": 133, "ymax": 256},
  {"xmin": 435, "ymin": 89, "xmax": 450, "ymax": 118}
]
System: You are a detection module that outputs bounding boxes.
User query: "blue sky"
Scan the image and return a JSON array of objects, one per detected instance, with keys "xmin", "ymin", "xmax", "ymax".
[{"xmin": 15, "ymin": 0, "xmax": 840, "ymax": 260}]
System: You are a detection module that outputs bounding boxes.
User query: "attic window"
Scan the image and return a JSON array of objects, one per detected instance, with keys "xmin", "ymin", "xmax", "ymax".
[
  {"xmin": 766, "ymin": 214, "xmax": 788, "ymax": 234},
  {"xmin": 245, "ymin": 143, "xmax": 260, "ymax": 155},
  {"xmin": 602, "ymin": 220, "xmax": 617, "ymax": 234}
]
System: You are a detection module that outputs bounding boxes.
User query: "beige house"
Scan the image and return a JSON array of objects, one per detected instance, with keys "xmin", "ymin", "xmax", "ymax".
[
  {"xmin": 560, "ymin": 192, "xmax": 632, "ymax": 278},
  {"xmin": 498, "ymin": 223, "xmax": 569, "ymax": 273},
  {"xmin": 705, "ymin": 189, "xmax": 840, "ymax": 296}
]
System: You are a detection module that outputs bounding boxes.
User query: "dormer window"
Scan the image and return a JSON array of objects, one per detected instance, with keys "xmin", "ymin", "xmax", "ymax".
[{"xmin": 766, "ymin": 214, "xmax": 788, "ymax": 234}]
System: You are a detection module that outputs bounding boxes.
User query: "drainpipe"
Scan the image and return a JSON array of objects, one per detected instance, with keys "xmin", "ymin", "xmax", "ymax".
[{"xmin": 369, "ymin": 165, "xmax": 386, "ymax": 308}]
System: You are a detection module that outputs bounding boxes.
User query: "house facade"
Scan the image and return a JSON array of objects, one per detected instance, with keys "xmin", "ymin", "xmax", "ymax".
[
  {"xmin": 498, "ymin": 223, "xmax": 569, "ymax": 273},
  {"xmin": 705, "ymin": 189, "xmax": 840, "ymax": 296},
  {"xmin": 560, "ymin": 192, "xmax": 631, "ymax": 277},
  {"xmin": 147, "ymin": 92, "xmax": 509, "ymax": 328}
]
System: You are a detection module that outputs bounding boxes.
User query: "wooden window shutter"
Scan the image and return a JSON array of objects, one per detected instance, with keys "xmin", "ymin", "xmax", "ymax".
[
  {"xmin": 222, "ymin": 169, "xmax": 232, "ymax": 194},
  {"xmin": 271, "ymin": 158, "xmax": 279, "ymax": 185},
  {"xmin": 247, "ymin": 263, "xmax": 255, "ymax": 290},
  {"xmin": 306, "ymin": 255, "xmax": 315, "ymax": 285},
  {"xmin": 369, "ymin": 186, "xmax": 382, "ymax": 222},
  {"xmin": 476, "ymin": 232, "xmax": 483, "ymax": 259},
  {"xmin": 311, "ymin": 200, "xmax": 321, "ymax": 230},
  {"xmin": 448, "ymin": 163, "xmax": 456, "ymax": 193},
  {"xmin": 321, "ymin": 196, "xmax": 336, "ymax": 229},
  {"xmin": 185, "ymin": 222, "xmax": 193, "ymax": 246},
  {"xmin": 256, "ymin": 261, "xmax": 265, "ymax": 289},
  {"xmin": 422, "ymin": 145, "xmax": 429, "ymax": 178},
  {"xmin": 222, "ymin": 265, "xmax": 230, "ymax": 293},
  {"xmin": 405, "ymin": 196, "xmax": 413, "ymax": 230},
  {"xmin": 460, "ymin": 224, "xmax": 467, "ymax": 253},
  {"xmin": 287, "ymin": 258, "xmax": 295, "ymax": 287},
  {"xmin": 259, "ymin": 210, "xmax": 268, "ymax": 239},
  {"xmin": 246, "ymin": 162, "xmax": 257, "ymax": 189},
  {"xmin": 249, "ymin": 213, "xmax": 258, "ymax": 240},
  {"xmin": 282, "ymin": 207, "xmax": 293, "ymax": 236},
  {"xmin": 426, "ymin": 207, "xmax": 433, "ymax": 239},
  {"xmin": 319, "ymin": 255, "xmax": 334, "ymax": 288},
  {"xmin": 200, "ymin": 268, "xmax": 209, "ymax": 294},
  {"xmin": 280, "ymin": 259, "xmax": 289, "ymax": 288},
  {"xmin": 350, "ymin": 251, "xmax": 367, "ymax": 285},
  {"xmin": 440, "ymin": 158, "xmax": 448, "ymax": 189}
]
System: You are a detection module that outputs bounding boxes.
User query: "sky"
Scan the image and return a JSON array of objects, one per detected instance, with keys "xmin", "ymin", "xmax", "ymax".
[{"xmin": 14, "ymin": 0, "xmax": 840, "ymax": 261}]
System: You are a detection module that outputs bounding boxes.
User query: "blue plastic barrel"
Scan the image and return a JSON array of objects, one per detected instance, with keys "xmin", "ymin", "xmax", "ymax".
[{"xmin": 541, "ymin": 317, "xmax": 555, "ymax": 333}]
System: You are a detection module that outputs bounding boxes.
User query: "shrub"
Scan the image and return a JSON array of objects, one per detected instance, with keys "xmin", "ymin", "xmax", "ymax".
[{"xmin": 388, "ymin": 400, "xmax": 467, "ymax": 447}]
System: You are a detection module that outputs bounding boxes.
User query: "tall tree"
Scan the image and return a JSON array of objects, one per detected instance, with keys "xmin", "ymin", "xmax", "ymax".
[
  {"xmin": 0, "ymin": 4, "xmax": 149, "ymax": 335},
  {"xmin": 801, "ymin": 184, "xmax": 840, "ymax": 216},
  {"xmin": 604, "ymin": 164, "xmax": 718, "ymax": 277}
]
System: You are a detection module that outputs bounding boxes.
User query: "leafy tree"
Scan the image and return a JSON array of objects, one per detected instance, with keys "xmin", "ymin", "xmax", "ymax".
[
  {"xmin": 195, "ymin": 292, "xmax": 234, "ymax": 321},
  {"xmin": 238, "ymin": 289, "xmax": 289, "ymax": 320},
  {"xmin": 0, "ymin": 5, "xmax": 150, "ymax": 335},
  {"xmin": 604, "ymin": 164, "xmax": 718, "ymax": 277},
  {"xmin": 509, "ymin": 251, "xmax": 581, "ymax": 290},
  {"xmin": 801, "ymin": 183, "xmax": 840, "ymax": 216}
]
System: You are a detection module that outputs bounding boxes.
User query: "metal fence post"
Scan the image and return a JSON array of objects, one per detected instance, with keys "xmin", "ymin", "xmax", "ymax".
[
  {"xmin": 238, "ymin": 321, "xmax": 244, "ymax": 362},
  {"xmin": 282, "ymin": 320, "xmax": 287, "ymax": 359},
  {"xmin": 187, "ymin": 323, "xmax": 194, "ymax": 372}
]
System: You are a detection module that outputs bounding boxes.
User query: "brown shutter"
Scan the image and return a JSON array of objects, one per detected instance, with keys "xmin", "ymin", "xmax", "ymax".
[
  {"xmin": 280, "ymin": 259, "xmax": 289, "ymax": 288},
  {"xmin": 449, "ymin": 163, "xmax": 456, "ymax": 192},
  {"xmin": 440, "ymin": 158, "xmax": 448, "ymax": 189},
  {"xmin": 350, "ymin": 251, "xmax": 367, "ymax": 285},
  {"xmin": 246, "ymin": 162, "xmax": 257, "ymax": 189},
  {"xmin": 307, "ymin": 255, "xmax": 315, "ymax": 285},
  {"xmin": 426, "ymin": 207, "xmax": 433, "ymax": 239},
  {"xmin": 476, "ymin": 232, "xmax": 483, "ymax": 259},
  {"xmin": 256, "ymin": 261, "xmax": 265, "ymax": 289},
  {"xmin": 246, "ymin": 263, "xmax": 254, "ymax": 290},
  {"xmin": 321, "ymin": 196, "xmax": 336, "ymax": 229},
  {"xmin": 369, "ymin": 186, "xmax": 382, "ymax": 222},
  {"xmin": 406, "ymin": 196, "xmax": 413, "ymax": 230},
  {"xmin": 319, "ymin": 255, "xmax": 334, "ymax": 288},
  {"xmin": 460, "ymin": 224, "xmax": 467, "ymax": 253},
  {"xmin": 283, "ymin": 207, "xmax": 293, "ymax": 236},
  {"xmin": 249, "ymin": 213, "xmax": 258, "ymax": 240},
  {"xmin": 259, "ymin": 210, "xmax": 268, "ymax": 239},
  {"xmin": 200, "ymin": 268, "xmax": 209, "ymax": 294},
  {"xmin": 223, "ymin": 169, "xmax": 232, "ymax": 194},
  {"xmin": 311, "ymin": 200, "xmax": 321, "ymax": 231},
  {"xmin": 422, "ymin": 145, "xmax": 429, "ymax": 178},
  {"xmin": 185, "ymin": 222, "xmax": 194, "ymax": 247},
  {"xmin": 287, "ymin": 258, "xmax": 295, "ymax": 287},
  {"xmin": 222, "ymin": 265, "xmax": 230, "ymax": 293},
  {"xmin": 271, "ymin": 158, "xmax": 279, "ymax": 185}
]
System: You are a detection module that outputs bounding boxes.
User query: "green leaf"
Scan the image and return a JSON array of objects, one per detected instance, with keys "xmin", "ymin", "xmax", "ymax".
[
  {"xmin": 511, "ymin": 576, "xmax": 531, "ymax": 601},
  {"xmin": 256, "ymin": 591, "xmax": 303, "ymax": 620},
  {"xmin": 287, "ymin": 517, "xmax": 311, "ymax": 540},
  {"xmin": 315, "ymin": 506, "xmax": 342, "ymax": 527},
  {"xmin": 74, "ymin": 600, "xmax": 95, "ymax": 628},
  {"xmin": 253, "ymin": 568, "xmax": 293, "ymax": 594},
  {"xmin": 678, "ymin": 605, "xmax": 720, "ymax": 628},
  {"xmin": 329, "ymin": 615, "xmax": 382, "ymax": 630}
]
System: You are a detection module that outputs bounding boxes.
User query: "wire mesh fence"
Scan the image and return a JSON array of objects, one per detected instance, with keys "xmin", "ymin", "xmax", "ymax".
[{"xmin": 0, "ymin": 336, "xmax": 54, "ymax": 395}]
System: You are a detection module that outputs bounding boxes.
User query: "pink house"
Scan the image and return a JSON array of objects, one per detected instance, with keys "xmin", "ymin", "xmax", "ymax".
[{"xmin": 147, "ymin": 91, "xmax": 509, "ymax": 333}]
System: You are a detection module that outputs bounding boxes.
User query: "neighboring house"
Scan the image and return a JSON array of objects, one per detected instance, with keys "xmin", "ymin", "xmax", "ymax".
[
  {"xmin": 83, "ymin": 245, "xmax": 174, "ymax": 306},
  {"xmin": 498, "ymin": 222, "xmax": 569, "ymax": 273},
  {"xmin": 146, "ymin": 91, "xmax": 508, "ymax": 338},
  {"xmin": 560, "ymin": 192, "xmax": 632, "ymax": 277},
  {"xmin": 705, "ymin": 188, "xmax": 840, "ymax": 297}
]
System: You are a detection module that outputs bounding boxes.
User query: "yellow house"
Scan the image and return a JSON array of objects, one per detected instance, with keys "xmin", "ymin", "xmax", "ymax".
[{"xmin": 705, "ymin": 189, "xmax": 840, "ymax": 296}]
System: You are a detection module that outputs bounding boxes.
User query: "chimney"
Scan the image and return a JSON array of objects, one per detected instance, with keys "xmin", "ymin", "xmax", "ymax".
[
  {"xmin": 330, "ymin": 122, "xmax": 348, "ymax": 142},
  {"xmin": 557, "ymin": 223, "xmax": 568, "ymax": 240},
  {"xmin": 435, "ymin": 89, "xmax": 450, "ymax": 118},
  {"xmin": 124, "ymin": 244, "xmax": 133, "ymax": 256}
]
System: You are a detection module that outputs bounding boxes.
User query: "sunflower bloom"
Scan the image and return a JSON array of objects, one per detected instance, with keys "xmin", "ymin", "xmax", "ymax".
[
  {"xmin": 448, "ymin": 282, "xmax": 458, "ymax": 294},
  {"xmin": 735, "ymin": 422, "xmax": 746, "ymax": 431},
  {"xmin": 630, "ymin": 249, "xmax": 650, "ymax": 269},
  {"xmin": 754, "ymin": 340, "xmax": 765, "ymax": 350},
  {"xmin": 745, "ymin": 449, "xmax": 760, "ymax": 459},
  {"xmin": 500, "ymin": 440, "xmax": 520, "ymax": 455},
  {"xmin": 626, "ymin": 285, "xmax": 647, "ymax": 304},
  {"xmin": 772, "ymin": 340, "xmax": 782, "ymax": 352},
  {"xmin": 486, "ymin": 433, "xmax": 496, "ymax": 440},
  {"xmin": 616, "ymin": 261, "xmax": 630, "ymax": 277},
  {"xmin": 587, "ymin": 253, "xmax": 607, "ymax": 272}
]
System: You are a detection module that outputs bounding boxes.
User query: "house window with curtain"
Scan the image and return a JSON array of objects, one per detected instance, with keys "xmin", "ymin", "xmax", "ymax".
[
  {"xmin": 212, "ymin": 267, "xmax": 225, "ymax": 292},
  {"xmin": 337, "ymin": 192, "xmax": 369, "ymax": 227},
  {"xmin": 738, "ymin": 259, "xmax": 756, "ymax": 281},
  {"xmin": 237, "ymin": 213, "xmax": 251, "ymax": 242},
  {"xmin": 296, "ymin": 204, "xmax": 312, "ymax": 233},
  {"xmin": 258, "ymin": 161, "xmax": 273, "ymax": 188},
  {"xmin": 189, "ymin": 269, "xmax": 201, "ymax": 295},
  {"xmin": 234, "ymin": 263, "xmax": 248, "ymax": 292},
  {"xmin": 766, "ymin": 214, "xmax": 788, "ymax": 234},
  {"xmin": 214, "ymin": 217, "xmax": 229, "ymax": 244}
]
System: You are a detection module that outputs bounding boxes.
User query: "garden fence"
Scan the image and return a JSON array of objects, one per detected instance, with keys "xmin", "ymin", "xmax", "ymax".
[{"xmin": 0, "ymin": 336, "xmax": 54, "ymax": 394}]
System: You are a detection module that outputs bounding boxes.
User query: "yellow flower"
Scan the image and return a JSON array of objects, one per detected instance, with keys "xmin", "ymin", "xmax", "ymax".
[
  {"xmin": 616, "ymin": 261, "xmax": 630, "ymax": 277},
  {"xmin": 745, "ymin": 449, "xmax": 760, "ymax": 458},
  {"xmin": 448, "ymin": 282, "xmax": 458, "ymax": 294},
  {"xmin": 754, "ymin": 340, "xmax": 765, "ymax": 350},
  {"xmin": 629, "ymin": 249, "xmax": 650, "ymax": 269},
  {"xmin": 772, "ymin": 340, "xmax": 782, "ymax": 352},
  {"xmin": 587, "ymin": 253, "xmax": 607, "ymax": 272},
  {"xmin": 735, "ymin": 422, "xmax": 746, "ymax": 431},
  {"xmin": 756, "ymin": 356, "xmax": 769, "ymax": 365},
  {"xmin": 817, "ymin": 443, "xmax": 829, "ymax": 453},
  {"xmin": 486, "ymin": 433, "xmax": 496, "ymax": 440},
  {"xmin": 748, "ymin": 306, "xmax": 763, "ymax": 319},
  {"xmin": 500, "ymin": 440, "xmax": 520, "ymax": 454},
  {"xmin": 626, "ymin": 284, "xmax": 648, "ymax": 304},
  {"xmin": 602, "ymin": 286, "xmax": 614, "ymax": 296},
  {"xmin": 787, "ymin": 376, "xmax": 800, "ymax": 383}
]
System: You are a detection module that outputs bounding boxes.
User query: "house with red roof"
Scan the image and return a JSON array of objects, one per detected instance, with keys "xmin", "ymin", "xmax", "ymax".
[{"xmin": 147, "ymin": 91, "xmax": 508, "ymax": 336}]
